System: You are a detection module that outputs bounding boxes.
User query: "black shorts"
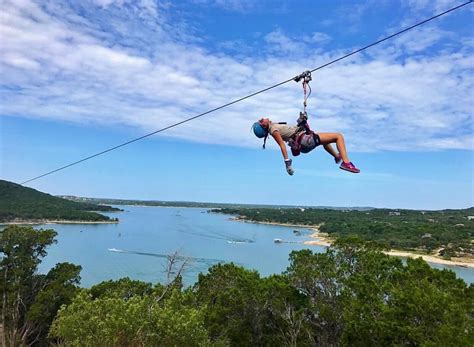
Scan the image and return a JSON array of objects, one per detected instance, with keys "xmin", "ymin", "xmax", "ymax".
[{"xmin": 300, "ymin": 132, "xmax": 321, "ymax": 153}]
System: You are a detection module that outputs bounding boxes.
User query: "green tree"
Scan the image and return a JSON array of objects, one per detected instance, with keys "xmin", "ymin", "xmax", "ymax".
[
  {"xmin": 1, "ymin": 225, "xmax": 56, "ymax": 346},
  {"xmin": 0, "ymin": 226, "xmax": 80, "ymax": 346},
  {"xmin": 380, "ymin": 259, "xmax": 473, "ymax": 346},
  {"xmin": 340, "ymin": 257, "xmax": 473, "ymax": 346},
  {"xmin": 27, "ymin": 262, "xmax": 81, "ymax": 345},
  {"xmin": 89, "ymin": 277, "xmax": 153, "ymax": 300},
  {"xmin": 286, "ymin": 249, "xmax": 345, "ymax": 346},
  {"xmin": 50, "ymin": 288, "xmax": 210, "ymax": 346},
  {"xmin": 260, "ymin": 274, "xmax": 312, "ymax": 347},
  {"xmin": 193, "ymin": 263, "xmax": 268, "ymax": 346},
  {"xmin": 286, "ymin": 241, "xmax": 473, "ymax": 347}
]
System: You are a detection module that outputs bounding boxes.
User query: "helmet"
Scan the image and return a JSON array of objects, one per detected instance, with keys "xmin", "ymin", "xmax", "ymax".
[{"xmin": 252, "ymin": 122, "xmax": 268, "ymax": 138}]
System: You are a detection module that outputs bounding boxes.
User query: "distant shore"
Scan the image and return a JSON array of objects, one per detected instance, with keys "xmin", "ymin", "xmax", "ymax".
[
  {"xmin": 230, "ymin": 217, "xmax": 474, "ymax": 268},
  {"xmin": 1, "ymin": 219, "xmax": 119, "ymax": 225}
]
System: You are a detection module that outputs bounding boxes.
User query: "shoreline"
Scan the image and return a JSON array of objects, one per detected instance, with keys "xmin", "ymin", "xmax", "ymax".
[
  {"xmin": 230, "ymin": 217, "xmax": 474, "ymax": 268},
  {"xmin": 230, "ymin": 217, "xmax": 322, "ymax": 229},
  {"xmin": 1, "ymin": 219, "xmax": 119, "ymax": 225},
  {"xmin": 384, "ymin": 250, "xmax": 474, "ymax": 268}
]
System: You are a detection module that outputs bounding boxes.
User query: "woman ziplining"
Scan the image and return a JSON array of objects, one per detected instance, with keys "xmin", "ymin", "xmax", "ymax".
[
  {"xmin": 252, "ymin": 71, "xmax": 360, "ymax": 176},
  {"xmin": 252, "ymin": 117, "xmax": 360, "ymax": 176}
]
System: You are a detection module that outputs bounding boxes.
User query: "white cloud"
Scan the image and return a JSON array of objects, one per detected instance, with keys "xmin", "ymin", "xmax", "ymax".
[
  {"xmin": 333, "ymin": 0, "xmax": 386, "ymax": 33},
  {"xmin": 93, "ymin": 0, "xmax": 118, "ymax": 7},
  {"xmin": 395, "ymin": 26, "xmax": 451, "ymax": 53},
  {"xmin": 193, "ymin": 0, "xmax": 257, "ymax": 12},
  {"xmin": 0, "ymin": 0, "xmax": 472, "ymax": 154},
  {"xmin": 1, "ymin": 52, "xmax": 40, "ymax": 70},
  {"xmin": 402, "ymin": 0, "xmax": 468, "ymax": 13},
  {"xmin": 264, "ymin": 29, "xmax": 306, "ymax": 54},
  {"xmin": 263, "ymin": 29, "xmax": 331, "ymax": 55},
  {"xmin": 93, "ymin": 0, "xmax": 158, "ymax": 16},
  {"xmin": 306, "ymin": 32, "xmax": 332, "ymax": 45}
]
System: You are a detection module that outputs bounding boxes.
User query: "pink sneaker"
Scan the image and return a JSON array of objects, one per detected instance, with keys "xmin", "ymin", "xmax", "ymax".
[
  {"xmin": 340, "ymin": 161, "xmax": 360, "ymax": 173},
  {"xmin": 334, "ymin": 154, "xmax": 342, "ymax": 164}
]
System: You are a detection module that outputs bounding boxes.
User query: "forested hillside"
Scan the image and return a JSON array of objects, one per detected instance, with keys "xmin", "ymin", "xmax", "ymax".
[
  {"xmin": 214, "ymin": 207, "xmax": 474, "ymax": 258},
  {"xmin": 0, "ymin": 180, "xmax": 120, "ymax": 223}
]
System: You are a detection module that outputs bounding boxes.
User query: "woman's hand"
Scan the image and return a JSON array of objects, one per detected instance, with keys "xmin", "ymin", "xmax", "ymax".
[
  {"xmin": 285, "ymin": 159, "xmax": 294, "ymax": 176},
  {"xmin": 272, "ymin": 131, "xmax": 294, "ymax": 175}
]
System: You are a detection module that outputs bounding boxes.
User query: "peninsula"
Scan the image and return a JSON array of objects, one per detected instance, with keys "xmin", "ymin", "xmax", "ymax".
[
  {"xmin": 214, "ymin": 207, "xmax": 474, "ymax": 266},
  {"xmin": 0, "ymin": 180, "xmax": 121, "ymax": 224}
]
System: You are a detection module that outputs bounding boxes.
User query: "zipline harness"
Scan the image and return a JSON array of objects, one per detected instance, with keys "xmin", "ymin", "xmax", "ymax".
[
  {"xmin": 293, "ymin": 70, "xmax": 312, "ymax": 134},
  {"xmin": 289, "ymin": 70, "xmax": 321, "ymax": 156}
]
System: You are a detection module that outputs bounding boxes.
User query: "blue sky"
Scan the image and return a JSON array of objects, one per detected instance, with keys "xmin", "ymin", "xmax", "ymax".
[{"xmin": 1, "ymin": 0, "xmax": 473, "ymax": 209}]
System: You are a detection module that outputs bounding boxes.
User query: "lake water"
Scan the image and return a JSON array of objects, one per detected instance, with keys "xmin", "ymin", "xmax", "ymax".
[{"xmin": 36, "ymin": 206, "xmax": 473, "ymax": 287}]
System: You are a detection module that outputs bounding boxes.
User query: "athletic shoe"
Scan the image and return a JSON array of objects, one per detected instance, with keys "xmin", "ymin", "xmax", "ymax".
[
  {"xmin": 334, "ymin": 154, "xmax": 342, "ymax": 164},
  {"xmin": 340, "ymin": 161, "xmax": 360, "ymax": 173}
]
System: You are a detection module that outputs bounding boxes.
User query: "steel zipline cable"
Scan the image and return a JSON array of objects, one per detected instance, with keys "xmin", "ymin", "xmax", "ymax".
[{"xmin": 20, "ymin": 0, "xmax": 472, "ymax": 185}]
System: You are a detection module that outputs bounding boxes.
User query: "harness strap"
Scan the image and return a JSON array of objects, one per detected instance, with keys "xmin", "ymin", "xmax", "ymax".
[
  {"xmin": 294, "ymin": 70, "xmax": 312, "ymax": 120},
  {"xmin": 303, "ymin": 81, "xmax": 308, "ymax": 114}
]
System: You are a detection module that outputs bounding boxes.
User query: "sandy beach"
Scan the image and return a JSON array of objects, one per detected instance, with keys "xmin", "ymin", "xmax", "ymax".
[
  {"xmin": 384, "ymin": 250, "xmax": 474, "ymax": 268},
  {"xmin": 304, "ymin": 231, "xmax": 333, "ymax": 247},
  {"xmin": 230, "ymin": 217, "xmax": 474, "ymax": 268}
]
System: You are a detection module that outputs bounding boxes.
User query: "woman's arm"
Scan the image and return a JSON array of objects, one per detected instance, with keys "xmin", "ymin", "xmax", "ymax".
[
  {"xmin": 272, "ymin": 131, "xmax": 294, "ymax": 175},
  {"xmin": 271, "ymin": 131, "xmax": 289, "ymax": 160}
]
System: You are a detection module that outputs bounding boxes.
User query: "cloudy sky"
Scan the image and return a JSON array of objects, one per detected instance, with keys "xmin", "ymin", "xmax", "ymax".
[{"xmin": 1, "ymin": 0, "xmax": 473, "ymax": 209}]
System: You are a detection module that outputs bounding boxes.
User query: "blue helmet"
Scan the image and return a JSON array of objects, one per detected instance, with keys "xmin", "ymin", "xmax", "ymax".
[{"xmin": 252, "ymin": 122, "xmax": 268, "ymax": 138}]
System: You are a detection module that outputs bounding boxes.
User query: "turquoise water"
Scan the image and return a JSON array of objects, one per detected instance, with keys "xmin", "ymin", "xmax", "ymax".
[
  {"xmin": 36, "ymin": 206, "xmax": 473, "ymax": 287},
  {"xmin": 38, "ymin": 206, "xmax": 317, "ymax": 287}
]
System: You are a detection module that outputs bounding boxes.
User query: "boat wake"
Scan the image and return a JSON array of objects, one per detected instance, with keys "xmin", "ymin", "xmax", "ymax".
[
  {"xmin": 107, "ymin": 248, "xmax": 224, "ymax": 265},
  {"xmin": 107, "ymin": 248, "xmax": 126, "ymax": 252},
  {"xmin": 177, "ymin": 229, "xmax": 255, "ymax": 244}
]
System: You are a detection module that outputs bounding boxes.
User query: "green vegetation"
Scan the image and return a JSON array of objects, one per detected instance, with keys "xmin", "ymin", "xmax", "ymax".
[
  {"xmin": 1, "ymin": 226, "xmax": 81, "ymax": 346},
  {"xmin": 1, "ymin": 226, "xmax": 473, "ymax": 346},
  {"xmin": 0, "ymin": 180, "xmax": 120, "ymax": 223},
  {"xmin": 213, "ymin": 207, "xmax": 474, "ymax": 258}
]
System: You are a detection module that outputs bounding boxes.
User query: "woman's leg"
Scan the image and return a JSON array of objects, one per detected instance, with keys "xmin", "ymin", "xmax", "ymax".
[
  {"xmin": 318, "ymin": 133, "xmax": 350, "ymax": 163},
  {"xmin": 323, "ymin": 143, "xmax": 339, "ymax": 158}
]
